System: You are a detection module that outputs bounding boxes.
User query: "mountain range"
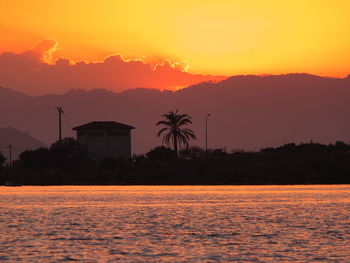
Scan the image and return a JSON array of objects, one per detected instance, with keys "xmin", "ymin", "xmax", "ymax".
[{"xmin": 0, "ymin": 73, "xmax": 349, "ymax": 154}]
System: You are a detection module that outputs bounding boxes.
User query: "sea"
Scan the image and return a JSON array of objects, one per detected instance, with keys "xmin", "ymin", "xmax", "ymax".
[{"xmin": 0, "ymin": 185, "xmax": 349, "ymax": 262}]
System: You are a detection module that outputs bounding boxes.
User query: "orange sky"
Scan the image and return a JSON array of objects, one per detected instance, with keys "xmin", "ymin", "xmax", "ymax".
[{"xmin": 0, "ymin": 0, "xmax": 349, "ymax": 77}]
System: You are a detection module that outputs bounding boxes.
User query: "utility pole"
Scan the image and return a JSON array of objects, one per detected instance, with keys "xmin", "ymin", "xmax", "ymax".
[
  {"xmin": 205, "ymin": 113, "xmax": 211, "ymax": 153},
  {"xmin": 9, "ymin": 144, "xmax": 12, "ymax": 167},
  {"xmin": 57, "ymin": 106, "xmax": 64, "ymax": 143}
]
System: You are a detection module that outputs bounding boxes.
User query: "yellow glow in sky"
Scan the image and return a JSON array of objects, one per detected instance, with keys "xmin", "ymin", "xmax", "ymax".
[{"xmin": 0, "ymin": 0, "xmax": 349, "ymax": 76}]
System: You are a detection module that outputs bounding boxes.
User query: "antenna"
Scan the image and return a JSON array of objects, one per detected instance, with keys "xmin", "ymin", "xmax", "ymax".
[{"xmin": 57, "ymin": 106, "xmax": 64, "ymax": 143}]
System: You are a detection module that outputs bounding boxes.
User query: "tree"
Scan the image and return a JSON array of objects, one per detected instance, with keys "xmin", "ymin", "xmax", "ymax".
[
  {"xmin": 50, "ymin": 137, "xmax": 90, "ymax": 171},
  {"xmin": 0, "ymin": 151, "xmax": 6, "ymax": 168},
  {"xmin": 180, "ymin": 146, "xmax": 206, "ymax": 160},
  {"xmin": 19, "ymin": 147, "xmax": 51, "ymax": 171},
  {"xmin": 146, "ymin": 146, "xmax": 176, "ymax": 162},
  {"xmin": 156, "ymin": 110, "xmax": 196, "ymax": 158}
]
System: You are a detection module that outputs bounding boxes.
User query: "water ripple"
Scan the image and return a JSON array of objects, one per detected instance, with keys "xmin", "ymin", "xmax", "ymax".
[{"xmin": 0, "ymin": 185, "xmax": 349, "ymax": 262}]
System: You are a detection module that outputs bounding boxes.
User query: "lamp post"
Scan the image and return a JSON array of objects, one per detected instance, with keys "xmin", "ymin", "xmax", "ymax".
[
  {"xmin": 205, "ymin": 113, "xmax": 211, "ymax": 153},
  {"xmin": 57, "ymin": 106, "xmax": 63, "ymax": 143}
]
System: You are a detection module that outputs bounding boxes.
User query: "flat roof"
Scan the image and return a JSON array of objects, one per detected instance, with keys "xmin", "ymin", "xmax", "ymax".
[{"xmin": 72, "ymin": 121, "xmax": 135, "ymax": 131}]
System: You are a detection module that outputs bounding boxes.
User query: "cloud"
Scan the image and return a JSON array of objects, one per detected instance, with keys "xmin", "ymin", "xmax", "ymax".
[
  {"xmin": 154, "ymin": 60, "xmax": 189, "ymax": 72},
  {"xmin": 18, "ymin": 38, "xmax": 60, "ymax": 63},
  {"xmin": 0, "ymin": 39, "xmax": 225, "ymax": 95},
  {"xmin": 31, "ymin": 38, "xmax": 59, "ymax": 63}
]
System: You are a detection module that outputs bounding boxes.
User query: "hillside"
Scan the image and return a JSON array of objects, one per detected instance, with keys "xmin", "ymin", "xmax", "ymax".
[
  {"xmin": 0, "ymin": 127, "xmax": 46, "ymax": 162},
  {"xmin": 0, "ymin": 73, "xmax": 349, "ymax": 154}
]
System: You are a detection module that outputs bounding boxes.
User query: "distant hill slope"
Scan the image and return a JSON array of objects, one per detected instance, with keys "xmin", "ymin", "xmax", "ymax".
[
  {"xmin": 0, "ymin": 86, "xmax": 29, "ymax": 99},
  {"xmin": 0, "ymin": 73, "xmax": 349, "ymax": 154},
  {"xmin": 0, "ymin": 127, "xmax": 47, "ymax": 162}
]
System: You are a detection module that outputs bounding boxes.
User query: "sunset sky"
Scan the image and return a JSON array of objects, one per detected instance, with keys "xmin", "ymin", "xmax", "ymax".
[{"xmin": 1, "ymin": 0, "xmax": 349, "ymax": 77}]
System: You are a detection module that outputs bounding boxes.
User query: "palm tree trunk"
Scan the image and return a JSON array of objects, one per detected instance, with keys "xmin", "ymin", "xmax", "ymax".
[{"xmin": 173, "ymin": 134, "xmax": 178, "ymax": 159}]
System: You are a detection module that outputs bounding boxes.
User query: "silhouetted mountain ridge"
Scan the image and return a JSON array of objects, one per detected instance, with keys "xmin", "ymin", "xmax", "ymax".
[
  {"xmin": 0, "ymin": 73, "xmax": 349, "ymax": 154},
  {"xmin": 0, "ymin": 127, "xmax": 46, "ymax": 162},
  {"xmin": 0, "ymin": 86, "xmax": 31, "ymax": 100}
]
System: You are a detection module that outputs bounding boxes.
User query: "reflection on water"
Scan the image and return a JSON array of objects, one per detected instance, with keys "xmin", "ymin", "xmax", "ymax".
[{"xmin": 0, "ymin": 185, "xmax": 350, "ymax": 262}]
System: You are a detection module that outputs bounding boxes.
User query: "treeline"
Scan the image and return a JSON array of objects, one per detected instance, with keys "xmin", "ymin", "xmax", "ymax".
[{"xmin": 0, "ymin": 138, "xmax": 350, "ymax": 185}]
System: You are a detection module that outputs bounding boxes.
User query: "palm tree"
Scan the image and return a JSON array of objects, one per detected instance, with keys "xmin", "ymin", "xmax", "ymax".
[{"xmin": 157, "ymin": 110, "xmax": 196, "ymax": 158}]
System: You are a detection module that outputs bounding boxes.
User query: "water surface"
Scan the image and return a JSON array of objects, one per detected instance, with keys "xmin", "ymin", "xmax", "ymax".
[{"xmin": 1, "ymin": 185, "xmax": 350, "ymax": 262}]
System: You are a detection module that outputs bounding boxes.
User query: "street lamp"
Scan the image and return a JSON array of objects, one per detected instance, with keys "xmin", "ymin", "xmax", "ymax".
[{"xmin": 205, "ymin": 113, "xmax": 211, "ymax": 152}]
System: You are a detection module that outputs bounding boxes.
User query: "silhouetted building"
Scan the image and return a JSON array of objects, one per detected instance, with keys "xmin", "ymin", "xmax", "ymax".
[{"xmin": 73, "ymin": 121, "xmax": 135, "ymax": 159}]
